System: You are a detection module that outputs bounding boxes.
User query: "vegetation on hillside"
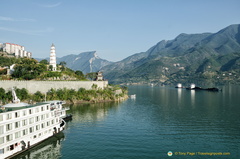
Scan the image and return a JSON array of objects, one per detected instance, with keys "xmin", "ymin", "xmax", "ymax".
[
  {"xmin": 0, "ymin": 85, "xmax": 128, "ymax": 105},
  {"xmin": 0, "ymin": 56, "xmax": 86, "ymax": 80}
]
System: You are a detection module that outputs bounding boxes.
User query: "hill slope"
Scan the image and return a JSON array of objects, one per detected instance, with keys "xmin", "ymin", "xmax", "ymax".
[{"xmin": 101, "ymin": 24, "xmax": 240, "ymax": 85}]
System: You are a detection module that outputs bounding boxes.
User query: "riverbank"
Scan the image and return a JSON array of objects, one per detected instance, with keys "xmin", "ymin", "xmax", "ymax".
[{"xmin": 0, "ymin": 85, "xmax": 128, "ymax": 105}]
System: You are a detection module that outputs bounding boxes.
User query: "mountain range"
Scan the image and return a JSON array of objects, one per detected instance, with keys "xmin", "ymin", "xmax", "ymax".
[
  {"xmin": 36, "ymin": 51, "xmax": 112, "ymax": 74},
  {"xmin": 100, "ymin": 24, "xmax": 240, "ymax": 85},
  {"xmin": 36, "ymin": 24, "xmax": 240, "ymax": 85}
]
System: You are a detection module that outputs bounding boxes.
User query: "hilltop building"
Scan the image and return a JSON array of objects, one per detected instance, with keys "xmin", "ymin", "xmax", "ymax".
[
  {"xmin": 49, "ymin": 43, "xmax": 57, "ymax": 71},
  {"xmin": 0, "ymin": 43, "xmax": 32, "ymax": 58},
  {"xmin": 96, "ymin": 72, "xmax": 104, "ymax": 81}
]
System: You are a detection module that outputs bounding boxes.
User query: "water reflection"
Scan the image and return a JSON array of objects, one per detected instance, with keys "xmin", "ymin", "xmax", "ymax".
[
  {"xmin": 66, "ymin": 102, "xmax": 119, "ymax": 123},
  {"xmin": 190, "ymin": 90, "xmax": 195, "ymax": 106},
  {"xmin": 12, "ymin": 132, "xmax": 64, "ymax": 159}
]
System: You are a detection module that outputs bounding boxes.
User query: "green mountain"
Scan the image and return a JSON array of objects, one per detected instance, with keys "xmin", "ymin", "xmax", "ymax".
[{"xmin": 101, "ymin": 24, "xmax": 240, "ymax": 85}]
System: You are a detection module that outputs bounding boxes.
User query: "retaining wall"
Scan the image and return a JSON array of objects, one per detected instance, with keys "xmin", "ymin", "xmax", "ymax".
[{"xmin": 0, "ymin": 80, "xmax": 108, "ymax": 94}]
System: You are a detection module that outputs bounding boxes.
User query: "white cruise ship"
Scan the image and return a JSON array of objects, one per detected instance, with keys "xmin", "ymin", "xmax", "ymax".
[{"xmin": 0, "ymin": 89, "xmax": 67, "ymax": 159}]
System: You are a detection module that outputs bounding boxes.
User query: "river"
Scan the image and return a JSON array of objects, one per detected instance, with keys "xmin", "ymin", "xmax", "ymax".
[{"xmin": 13, "ymin": 85, "xmax": 240, "ymax": 159}]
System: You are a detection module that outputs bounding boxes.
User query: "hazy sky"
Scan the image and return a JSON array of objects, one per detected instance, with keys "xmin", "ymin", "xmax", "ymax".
[{"xmin": 0, "ymin": 0, "xmax": 239, "ymax": 61}]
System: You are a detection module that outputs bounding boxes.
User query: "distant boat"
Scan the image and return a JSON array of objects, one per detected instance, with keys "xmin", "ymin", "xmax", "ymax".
[
  {"xmin": 130, "ymin": 94, "xmax": 136, "ymax": 99},
  {"xmin": 186, "ymin": 84, "xmax": 220, "ymax": 91},
  {"xmin": 175, "ymin": 83, "xmax": 183, "ymax": 88}
]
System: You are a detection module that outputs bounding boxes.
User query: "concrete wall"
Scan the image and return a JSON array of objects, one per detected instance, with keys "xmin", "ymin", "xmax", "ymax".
[{"xmin": 0, "ymin": 80, "xmax": 108, "ymax": 94}]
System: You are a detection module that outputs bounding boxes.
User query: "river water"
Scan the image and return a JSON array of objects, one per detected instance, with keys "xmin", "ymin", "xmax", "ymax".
[{"xmin": 13, "ymin": 85, "xmax": 240, "ymax": 159}]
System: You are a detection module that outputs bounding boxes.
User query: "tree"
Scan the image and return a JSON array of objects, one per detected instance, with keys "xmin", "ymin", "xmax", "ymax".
[
  {"xmin": 59, "ymin": 61, "xmax": 67, "ymax": 71},
  {"xmin": 49, "ymin": 65, "xmax": 53, "ymax": 71},
  {"xmin": 40, "ymin": 59, "xmax": 49, "ymax": 65},
  {"xmin": 75, "ymin": 70, "xmax": 84, "ymax": 78},
  {"xmin": 86, "ymin": 72, "xmax": 97, "ymax": 81}
]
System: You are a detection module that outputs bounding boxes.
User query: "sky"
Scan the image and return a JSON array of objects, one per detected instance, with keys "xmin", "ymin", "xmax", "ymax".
[{"xmin": 0, "ymin": 0, "xmax": 239, "ymax": 62}]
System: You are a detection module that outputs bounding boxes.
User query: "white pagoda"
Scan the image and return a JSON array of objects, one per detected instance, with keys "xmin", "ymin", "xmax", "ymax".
[{"xmin": 50, "ymin": 43, "xmax": 57, "ymax": 71}]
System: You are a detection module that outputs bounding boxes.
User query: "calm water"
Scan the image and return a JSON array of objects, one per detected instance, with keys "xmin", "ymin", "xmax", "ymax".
[{"xmin": 14, "ymin": 85, "xmax": 240, "ymax": 159}]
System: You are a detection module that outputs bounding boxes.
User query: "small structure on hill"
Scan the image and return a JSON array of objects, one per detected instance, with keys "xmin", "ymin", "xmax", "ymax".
[
  {"xmin": 96, "ymin": 72, "xmax": 104, "ymax": 81},
  {"xmin": 49, "ymin": 43, "xmax": 57, "ymax": 71}
]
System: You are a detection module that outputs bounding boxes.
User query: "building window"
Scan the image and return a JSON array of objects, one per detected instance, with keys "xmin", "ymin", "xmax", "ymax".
[
  {"xmin": 47, "ymin": 105, "xmax": 49, "ymax": 110},
  {"xmin": 51, "ymin": 119, "xmax": 54, "ymax": 124},
  {"xmin": 0, "ymin": 115, "xmax": 3, "ymax": 121},
  {"xmin": 6, "ymin": 134, "xmax": 13, "ymax": 142},
  {"xmin": 15, "ymin": 121, "xmax": 20, "ymax": 128},
  {"xmin": 46, "ymin": 113, "xmax": 49, "ymax": 118},
  {"xmin": 6, "ymin": 124, "xmax": 12, "ymax": 131},
  {"xmin": 47, "ymin": 121, "xmax": 50, "ymax": 126},
  {"xmin": 41, "ymin": 106, "xmax": 44, "ymax": 111},
  {"xmin": 35, "ymin": 107, "xmax": 39, "ymax": 113},
  {"xmin": 29, "ymin": 109, "xmax": 32, "ymax": 114}
]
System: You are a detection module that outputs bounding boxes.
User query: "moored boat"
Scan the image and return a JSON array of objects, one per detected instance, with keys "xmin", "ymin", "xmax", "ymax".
[{"xmin": 0, "ymin": 88, "xmax": 68, "ymax": 159}]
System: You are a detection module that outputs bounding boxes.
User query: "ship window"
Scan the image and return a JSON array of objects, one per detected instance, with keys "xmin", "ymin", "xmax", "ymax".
[
  {"xmin": 33, "ymin": 135, "xmax": 37, "ymax": 139},
  {"xmin": 0, "ymin": 115, "xmax": 3, "ymax": 121},
  {"xmin": 0, "ymin": 126, "xmax": 3, "ymax": 135},
  {"xmin": 35, "ymin": 116, "xmax": 40, "ymax": 122},
  {"xmin": 15, "ymin": 112, "xmax": 20, "ymax": 118},
  {"xmin": 0, "ymin": 148, "xmax": 4, "ymax": 154},
  {"xmin": 23, "ymin": 110, "xmax": 27, "ymax": 116},
  {"xmin": 15, "ymin": 121, "xmax": 20, "ymax": 128},
  {"xmin": 0, "ymin": 137, "xmax": 4, "ymax": 145},
  {"xmin": 41, "ymin": 123, "xmax": 45, "ymax": 129},
  {"xmin": 29, "ymin": 117, "xmax": 34, "ymax": 124},
  {"xmin": 6, "ymin": 134, "xmax": 13, "ymax": 141},
  {"xmin": 22, "ymin": 119, "xmax": 27, "ymax": 126},
  {"xmin": 7, "ymin": 113, "xmax": 12, "ymax": 120},
  {"xmin": 39, "ymin": 133, "xmax": 41, "ymax": 137},
  {"xmin": 6, "ymin": 124, "xmax": 12, "ymax": 131},
  {"xmin": 36, "ymin": 125, "xmax": 40, "ymax": 131},
  {"xmin": 15, "ymin": 131, "xmax": 21, "ymax": 139},
  {"xmin": 22, "ymin": 129, "xmax": 28, "ymax": 136},
  {"xmin": 29, "ymin": 127, "xmax": 34, "ymax": 133}
]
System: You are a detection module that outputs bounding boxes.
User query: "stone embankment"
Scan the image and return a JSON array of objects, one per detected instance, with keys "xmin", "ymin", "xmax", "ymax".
[{"xmin": 0, "ymin": 80, "xmax": 108, "ymax": 93}]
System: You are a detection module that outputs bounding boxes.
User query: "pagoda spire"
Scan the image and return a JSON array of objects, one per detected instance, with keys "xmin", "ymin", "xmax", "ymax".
[{"xmin": 49, "ymin": 43, "xmax": 57, "ymax": 71}]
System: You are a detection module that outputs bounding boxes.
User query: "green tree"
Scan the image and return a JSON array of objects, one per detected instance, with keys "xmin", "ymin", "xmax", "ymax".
[
  {"xmin": 86, "ymin": 72, "xmax": 97, "ymax": 81},
  {"xmin": 59, "ymin": 61, "xmax": 67, "ymax": 71},
  {"xmin": 40, "ymin": 59, "xmax": 49, "ymax": 65},
  {"xmin": 49, "ymin": 65, "xmax": 53, "ymax": 71}
]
